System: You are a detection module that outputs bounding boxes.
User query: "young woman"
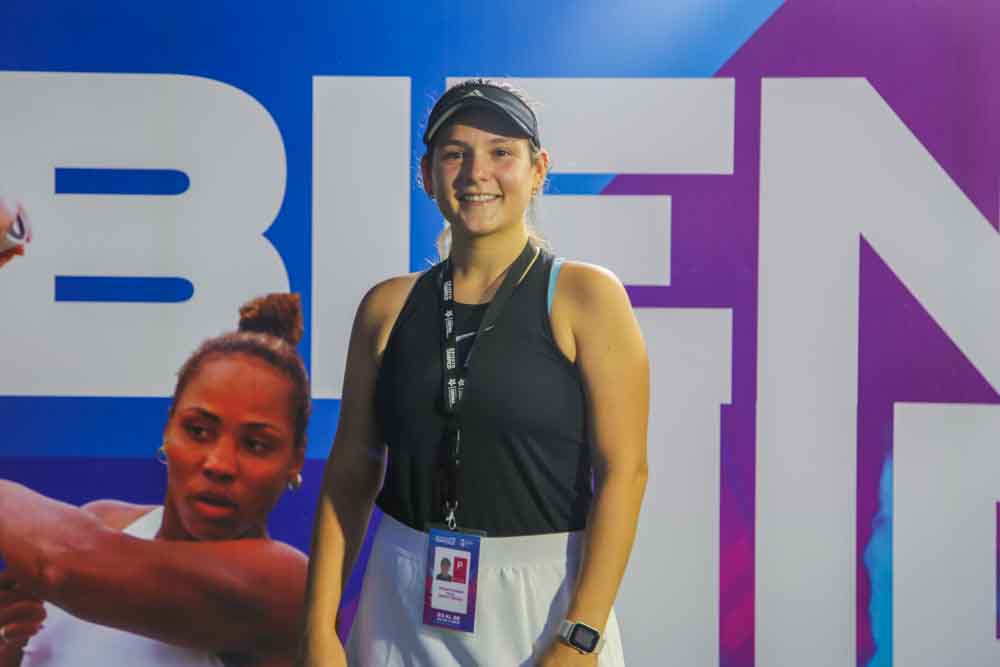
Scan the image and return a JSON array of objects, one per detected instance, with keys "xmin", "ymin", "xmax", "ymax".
[
  {"xmin": 300, "ymin": 80, "xmax": 649, "ymax": 666},
  {"xmin": 0, "ymin": 293, "xmax": 310, "ymax": 666}
]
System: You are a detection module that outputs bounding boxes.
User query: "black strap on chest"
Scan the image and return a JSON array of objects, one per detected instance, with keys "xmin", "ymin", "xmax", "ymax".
[{"xmin": 435, "ymin": 241, "xmax": 536, "ymax": 529}]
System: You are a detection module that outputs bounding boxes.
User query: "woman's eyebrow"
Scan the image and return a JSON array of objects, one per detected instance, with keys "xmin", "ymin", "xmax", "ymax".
[
  {"xmin": 244, "ymin": 421, "xmax": 283, "ymax": 432},
  {"xmin": 180, "ymin": 407, "xmax": 221, "ymax": 423},
  {"xmin": 438, "ymin": 138, "xmax": 517, "ymax": 149}
]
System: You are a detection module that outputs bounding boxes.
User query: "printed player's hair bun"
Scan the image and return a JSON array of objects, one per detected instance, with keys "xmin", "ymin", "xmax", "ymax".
[{"xmin": 238, "ymin": 293, "xmax": 304, "ymax": 346}]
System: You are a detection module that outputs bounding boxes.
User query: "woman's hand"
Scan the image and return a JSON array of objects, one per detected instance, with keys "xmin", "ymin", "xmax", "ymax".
[
  {"xmin": 0, "ymin": 199, "xmax": 29, "ymax": 269},
  {"xmin": 0, "ymin": 247, "xmax": 24, "ymax": 270},
  {"xmin": 295, "ymin": 632, "xmax": 348, "ymax": 667},
  {"xmin": 536, "ymin": 639, "xmax": 598, "ymax": 666},
  {"xmin": 0, "ymin": 571, "xmax": 46, "ymax": 657}
]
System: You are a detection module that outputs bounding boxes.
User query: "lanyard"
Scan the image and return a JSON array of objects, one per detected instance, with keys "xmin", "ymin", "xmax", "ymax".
[{"xmin": 436, "ymin": 241, "xmax": 536, "ymax": 529}]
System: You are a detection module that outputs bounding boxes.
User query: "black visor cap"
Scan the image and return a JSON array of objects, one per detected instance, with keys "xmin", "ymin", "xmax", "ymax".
[{"xmin": 422, "ymin": 83, "xmax": 540, "ymax": 149}]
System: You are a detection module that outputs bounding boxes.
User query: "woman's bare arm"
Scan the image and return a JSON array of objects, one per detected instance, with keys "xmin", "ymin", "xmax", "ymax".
[
  {"xmin": 297, "ymin": 275, "xmax": 416, "ymax": 666},
  {"xmin": 0, "ymin": 481, "xmax": 307, "ymax": 657},
  {"xmin": 541, "ymin": 262, "xmax": 649, "ymax": 665}
]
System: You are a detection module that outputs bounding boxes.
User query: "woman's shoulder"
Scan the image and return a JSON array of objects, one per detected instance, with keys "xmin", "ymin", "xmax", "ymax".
[
  {"xmin": 365, "ymin": 271, "xmax": 425, "ymax": 306},
  {"xmin": 551, "ymin": 260, "xmax": 628, "ymax": 313},
  {"xmin": 357, "ymin": 271, "xmax": 430, "ymax": 362},
  {"xmin": 547, "ymin": 260, "xmax": 633, "ymax": 362},
  {"xmin": 82, "ymin": 499, "xmax": 158, "ymax": 531},
  {"xmin": 358, "ymin": 271, "xmax": 426, "ymax": 331}
]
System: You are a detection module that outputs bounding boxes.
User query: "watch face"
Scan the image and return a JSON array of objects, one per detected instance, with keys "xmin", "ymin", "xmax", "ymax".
[{"xmin": 570, "ymin": 624, "xmax": 600, "ymax": 652}]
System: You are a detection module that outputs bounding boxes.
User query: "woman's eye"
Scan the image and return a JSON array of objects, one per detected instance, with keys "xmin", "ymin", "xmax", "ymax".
[
  {"xmin": 245, "ymin": 438, "xmax": 273, "ymax": 454},
  {"xmin": 494, "ymin": 148, "xmax": 512, "ymax": 157},
  {"xmin": 442, "ymin": 151, "xmax": 463, "ymax": 161},
  {"xmin": 185, "ymin": 423, "xmax": 210, "ymax": 440}
]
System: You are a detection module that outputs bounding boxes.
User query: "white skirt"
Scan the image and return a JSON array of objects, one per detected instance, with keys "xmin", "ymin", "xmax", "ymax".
[{"xmin": 346, "ymin": 513, "xmax": 626, "ymax": 666}]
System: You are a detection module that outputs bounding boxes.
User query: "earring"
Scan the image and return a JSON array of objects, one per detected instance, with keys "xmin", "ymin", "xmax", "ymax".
[
  {"xmin": 156, "ymin": 442, "xmax": 169, "ymax": 465},
  {"xmin": 287, "ymin": 472, "xmax": 303, "ymax": 491}
]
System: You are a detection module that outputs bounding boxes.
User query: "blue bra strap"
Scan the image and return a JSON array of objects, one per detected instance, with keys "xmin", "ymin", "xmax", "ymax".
[{"xmin": 547, "ymin": 257, "xmax": 565, "ymax": 314}]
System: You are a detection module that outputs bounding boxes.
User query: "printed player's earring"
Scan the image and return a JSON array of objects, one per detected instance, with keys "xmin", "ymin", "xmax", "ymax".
[
  {"xmin": 287, "ymin": 472, "xmax": 303, "ymax": 491},
  {"xmin": 156, "ymin": 442, "xmax": 169, "ymax": 466}
]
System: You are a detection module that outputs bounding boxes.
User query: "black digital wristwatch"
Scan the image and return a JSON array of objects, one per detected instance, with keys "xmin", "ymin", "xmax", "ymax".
[{"xmin": 557, "ymin": 619, "xmax": 604, "ymax": 654}]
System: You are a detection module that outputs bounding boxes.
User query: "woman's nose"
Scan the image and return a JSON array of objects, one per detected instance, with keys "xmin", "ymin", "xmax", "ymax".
[
  {"xmin": 202, "ymin": 439, "xmax": 238, "ymax": 480},
  {"xmin": 460, "ymin": 150, "xmax": 489, "ymax": 182}
]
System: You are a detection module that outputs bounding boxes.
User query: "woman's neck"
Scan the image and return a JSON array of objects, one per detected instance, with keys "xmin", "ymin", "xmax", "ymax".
[{"xmin": 449, "ymin": 224, "xmax": 529, "ymax": 303}]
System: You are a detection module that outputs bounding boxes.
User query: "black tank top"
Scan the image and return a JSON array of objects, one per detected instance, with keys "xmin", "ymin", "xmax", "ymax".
[{"xmin": 374, "ymin": 251, "xmax": 592, "ymax": 536}]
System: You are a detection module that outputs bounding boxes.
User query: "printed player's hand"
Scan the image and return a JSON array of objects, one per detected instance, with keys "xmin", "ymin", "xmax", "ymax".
[
  {"xmin": 0, "ymin": 246, "xmax": 24, "ymax": 270},
  {"xmin": 0, "ymin": 571, "xmax": 46, "ymax": 652},
  {"xmin": 0, "ymin": 199, "xmax": 30, "ymax": 269}
]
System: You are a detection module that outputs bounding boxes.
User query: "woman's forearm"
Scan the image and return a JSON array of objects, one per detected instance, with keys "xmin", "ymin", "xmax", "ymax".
[
  {"xmin": 565, "ymin": 462, "xmax": 648, "ymax": 632},
  {"xmin": 0, "ymin": 481, "xmax": 102, "ymax": 595},
  {"xmin": 299, "ymin": 445, "xmax": 385, "ymax": 664},
  {"xmin": 299, "ymin": 495, "xmax": 349, "ymax": 662}
]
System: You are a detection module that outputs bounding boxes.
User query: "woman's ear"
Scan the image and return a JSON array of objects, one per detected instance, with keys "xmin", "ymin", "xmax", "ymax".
[
  {"xmin": 532, "ymin": 149, "xmax": 550, "ymax": 194},
  {"xmin": 420, "ymin": 154, "xmax": 435, "ymax": 199}
]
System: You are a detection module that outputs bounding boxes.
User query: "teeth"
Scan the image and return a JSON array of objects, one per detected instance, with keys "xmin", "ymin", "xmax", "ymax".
[{"xmin": 460, "ymin": 194, "xmax": 498, "ymax": 202}]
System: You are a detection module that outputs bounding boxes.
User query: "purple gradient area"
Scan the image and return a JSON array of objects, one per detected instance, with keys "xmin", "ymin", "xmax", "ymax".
[
  {"xmin": 717, "ymin": 0, "xmax": 1000, "ymax": 223},
  {"xmin": 719, "ymin": 1, "xmax": 999, "ymax": 662},
  {"xmin": 611, "ymin": 2, "xmax": 1000, "ymax": 664},
  {"xmin": 607, "ymin": 64, "xmax": 765, "ymax": 667},
  {"xmin": 613, "ymin": 76, "xmax": 763, "ymax": 665},
  {"xmin": 857, "ymin": 242, "xmax": 999, "ymax": 661}
]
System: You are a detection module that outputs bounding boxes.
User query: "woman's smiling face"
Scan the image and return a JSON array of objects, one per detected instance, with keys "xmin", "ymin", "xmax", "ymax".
[{"xmin": 422, "ymin": 107, "xmax": 547, "ymax": 243}]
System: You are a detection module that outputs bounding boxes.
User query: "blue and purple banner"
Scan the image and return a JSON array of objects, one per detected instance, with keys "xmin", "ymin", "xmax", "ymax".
[{"xmin": 2, "ymin": 2, "xmax": 998, "ymax": 664}]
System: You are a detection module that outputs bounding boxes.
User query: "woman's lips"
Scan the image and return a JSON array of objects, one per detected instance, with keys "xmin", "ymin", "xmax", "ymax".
[
  {"xmin": 458, "ymin": 193, "xmax": 500, "ymax": 205},
  {"xmin": 190, "ymin": 492, "xmax": 238, "ymax": 519}
]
